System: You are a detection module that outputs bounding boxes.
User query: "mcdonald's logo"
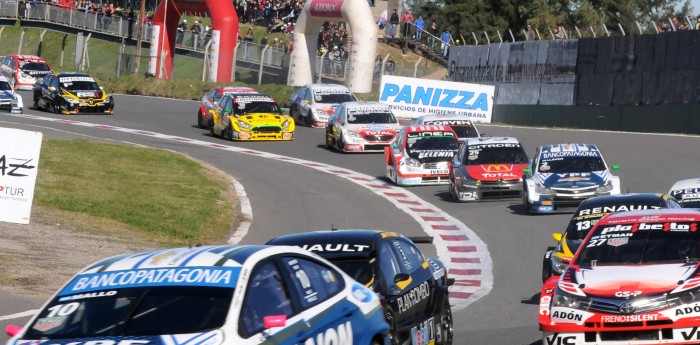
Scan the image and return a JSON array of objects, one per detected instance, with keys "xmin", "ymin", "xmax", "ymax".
[{"xmin": 485, "ymin": 164, "xmax": 510, "ymax": 172}]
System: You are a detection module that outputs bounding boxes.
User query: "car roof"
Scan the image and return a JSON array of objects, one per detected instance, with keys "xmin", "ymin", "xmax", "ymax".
[
  {"xmin": 539, "ymin": 143, "xmax": 599, "ymax": 153},
  {"xmin": 8, "ymin": 54, "xmax": 46, "ymax": 61},
  {"xmin": 599, "ymin": 208, "xmax": 700, "ymax": 224},
  {"xmin": 578, "ymin": 193, "xmax": 673, "ymax": 209},
  {"xmin": 463, "ymin": 136, "xmax": 520, "ymax": 146},
  {"xmin": 669, "ymin": 178, "xmax": 700, "ymax": 191},
  {"xmin": 403, "ymin": 125, "xmax": 455, "ymax": 133},
  {"xmin": 342, "ymin": 101, "xmax": 390, "ymax": 110},
  {"xmin": 268, "ymin": 229, "xmax": 401, "ymax": 258},
  {"xmin": 309, "ymin": 83, "xmax": 351, "ymax": 91},
  {"xmin": 415, "ymin": 114, "xmax": 474, "ymax": 123},
  {"xmin": 80, "ymin": 245, "xmax": 302, "ymax": 273},
  {"xmin": 219, "ymin": 86, "xmax": 257, "ymax": 93}
]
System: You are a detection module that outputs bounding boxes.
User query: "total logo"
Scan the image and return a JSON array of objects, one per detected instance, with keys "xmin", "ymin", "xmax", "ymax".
[{"xmin": 614, "ymin": 290, "xmax": 642, "ymax": 298}]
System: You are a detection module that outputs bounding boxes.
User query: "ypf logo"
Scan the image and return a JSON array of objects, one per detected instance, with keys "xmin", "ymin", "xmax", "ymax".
[{"xmin": 485, "ymin": 164, "xmax": 510, "ymax": 172}]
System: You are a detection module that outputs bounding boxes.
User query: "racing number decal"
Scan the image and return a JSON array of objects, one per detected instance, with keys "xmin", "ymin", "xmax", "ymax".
[
  {"xmin": 575, "ymin": 220, "xmax": 594, "ymax": 231},
  {"xmin": 586, "ymin": 239, "xmax": 606, "ymax": 247},
  {"xmin": 46, "ymin": 302, "xmax": 79, "ymax": 317}
]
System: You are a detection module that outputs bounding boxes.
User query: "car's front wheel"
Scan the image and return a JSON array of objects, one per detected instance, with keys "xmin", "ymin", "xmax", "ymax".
[
  {"xmin": 449, "ymin": 181, "xmax": 459, "ymax": 202},
  {"xmin": 437, "ymin": 299, "xmax": 453, "ymax": 345},
  {"xmin": 522, "ymin": 188, "xmax": 532, "ymax": 214},
  {"xmin": 197, "ymin": 110, "xmax": 205, "ymax": 128},
  {"xmin": 33, "ymin": 95, "xmax": 41, "ymax": 111}
]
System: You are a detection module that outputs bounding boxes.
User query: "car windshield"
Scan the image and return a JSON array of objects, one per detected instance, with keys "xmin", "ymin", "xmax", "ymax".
[
  {"xmin": 234, "ymin": 101, "xmax": 281, "ymax": 115},
  {"xmin": 347, "ymin": 111, "xmax": 396, "ymax": 124},
  {"xmin": 538, "ymin": 155, "xmax": 607, "ymax": 173},
  {"xmin": 313, "ymin": 91, "xmax": 356, "ymax": 104},
  {"xmin": 449, "ymin": 125, "xmax": 479, "ymax": 138},
  {"xmin": 406, "ymin": 135, "xmax": 459, "ymax": 162},
  {"xmin": 576, "ymin": 221, "xmax": 700, "ymax": 265},
  {"xmin": 565, "ymin": 204, "xmax": 665, "ymax": 240},
  {"xmin": 0, "ymin": 81, "xmax": 12, "ymax": 91},
  {"xmin": 328, "ymin": 258, "xmax": 374, "ymax": 285},
  {"xmin": 22, "ymin": 286, "xmax": 233, "ymax": 339},
  {"xmin": 60, "ymin": 81, "xmax": 100, "ymax": 91},
  {"xmin": 464, "ymin": 145, "xmax": 528, "ymax": 165},
  {"xmin": 20, "ymin": 62, "xmax": 51, "ymax": 72}
]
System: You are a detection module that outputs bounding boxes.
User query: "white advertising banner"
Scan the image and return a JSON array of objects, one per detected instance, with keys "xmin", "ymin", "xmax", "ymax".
[
  {"xmin": 379, "ymin": 75, "xmax": 495, "ymax": 122},
  {"xmin": 148, "ymin": 25, "xmax": 161, "ymax": 76},
  {"xmin": 208, "ymin": 30, "xmax": 221, "ymax": 82},
  {"xmin": 0, "ymin": 128, "xmax": 43, "ymax": 224}
]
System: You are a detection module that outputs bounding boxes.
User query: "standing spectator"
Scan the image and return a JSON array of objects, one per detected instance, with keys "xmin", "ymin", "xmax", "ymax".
[
  {"xmin": 191, "ymin": 20, "xmax": 202, "ymax": 48},
  {"xmin": 244, "ymin": 27, "xmax": 254, "ymax": 58},
  {"xmin": 680, "ymin": 20, "xmax": 690, "ymax": 30},
  {"xmin": 428, "ymin": 21, "xmax": 438, "ymax": 51},
  {"xmin": 329, "ymin": 45, "xmax": 340, "ymax": 75},
  {"xmin": 104, "ymin": 3, "xmax": 114, "ymax": 30},
  {"xmin": 525, "ymin": 24, "xmax": 536, "ymax": 41},
  {"xmin": 440, "ymin": 28, "xmax": 451, "ymax": 58},
  {"xmin": 553, "ymin": 26, "xmax": 565, "ymax": 39},
  {"xmin": 389, "ymin": 9, "xmax": 399, "ymax": 38},
  {"xmin": 261, "ymin": 34, "xmax": 268, "ymax": 45},
  {"xmin": 127, "ymin": 7, "xmax": 135, "ymax": 39},
  {"xmin": 177, "ymin": 19, "xmax": 187, "ymax": 45},
  {"xmin": 400, "ymin": 9, "xmax": 413, "ymax": 38},
  {"xmin": 414, "ymin": 15, "xmax": 424, "ymax": 43}
]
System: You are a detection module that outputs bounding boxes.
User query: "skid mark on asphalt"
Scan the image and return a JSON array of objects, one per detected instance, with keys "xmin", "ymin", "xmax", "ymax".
[{"xmin": 4, "ymin": 113, "xmax": 493, "ymax": 311}]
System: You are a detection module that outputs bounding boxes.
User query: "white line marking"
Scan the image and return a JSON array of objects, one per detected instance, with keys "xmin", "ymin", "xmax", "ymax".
[
  {"xmin": 228, "ymin": 179, "xmax": 252, "ymax": 245},
  {"xmin": 0, "ymin": 309, "xmax": 37, "ymax": 321},
  {"xmin": 1, "ymin": 113, "xmax": 493, "ymax": 310}
]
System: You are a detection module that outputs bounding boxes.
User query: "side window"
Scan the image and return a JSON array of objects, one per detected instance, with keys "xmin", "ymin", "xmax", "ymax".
[
  {"xmin": 304, "ymin": 88, "xmax": 312, "ymax": 102},
  {"xmin": 377, "ymin": 240, "xmax": 401, "ymax": 288},
  {"xmin": 390, "ymin": 239, "xmax": 425, "ymax": 274},
  {"xmin": 224, "ymin": 97, "xmax": 234, "ymax": 115},
  {"xmin": 51, "ymin": 76, "xmax": 60, "ymax": 89},
  {"xmin": 9, "ymin": 58, "xmax": 16, "ymax": 70},
  {"xmin": 280, "ymin": 256, "xmax": 343, "ymax": 308},
  {"xmin": 207, "ymin": 89, "xmax": 217, "ymax": 101},
  {"xmin": 213, "ymin": 90, "xmax": 223, "ymax": 103},
  {"xmin": 238, "ymin": 261, "xmax": 294, "ymax": 338},
  {"xmin": 44, "ymin": 75, "xmax": 53, "ymax": 87}
]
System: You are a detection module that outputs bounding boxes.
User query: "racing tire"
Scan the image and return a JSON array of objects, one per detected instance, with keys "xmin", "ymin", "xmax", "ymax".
[
  {"xmin": 370, "ymin": 341, "xmax": 382, "ymax": 345},
  {"xmin": 449, "ymin": 181, "xmax": 459, "ymax": 202},
  {"xmin": 197, "ymin": 110, "xmax": 204, "ymax": 128},
  {"xmin": 385, "ymin": 309, "xmax": 399, "ymax": 345},
  {"xmin": 306, "ymin": 111, "xmax": 313, "ymax": 127},
  {"xmin": 52, "ymin": 102, "xmax": 61, "ymax": 114},
  {"xmin": 209, "ymin": 119, "xmax": 216, "ymax": 137},
  {"xmin": 33, "ymin": 96, "xmax": 41, "ymax": 111},
  {"xmin": 337, "ymin": 134, "xmax": 346, "ymax": 153},
  {"xmin": 227, "ymin": 123, "xmax": 234, "ymax": 141},
  {"xmin": 325, "ymin": 132, "xmax": 334, "ymax": 151},
  {"xmin": 522, "ymin": 189, "xmax": 532, "ymax": 214},
  {"xmin": 437, "ymin": 299, "xmax": 454, "ymax": 345},
  {"xmin": 542, "ymin": 247, "xmax": 555, "ymax": 283}
]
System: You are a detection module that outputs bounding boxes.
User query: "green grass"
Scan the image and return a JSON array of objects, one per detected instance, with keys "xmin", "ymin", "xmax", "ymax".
[{"xmin": 35, "ymin": 140, "xmax": 235, "ymax": 244}]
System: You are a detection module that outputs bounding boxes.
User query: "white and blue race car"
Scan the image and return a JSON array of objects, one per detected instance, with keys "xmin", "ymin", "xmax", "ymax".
[
  {"xmin": 522, "ymin": 143, "xmax": 621, "ymax": 214},
  {"xmin": 668, "ymin": 177, "xmax": 700, "ymax": 208},
  {"xmin": 0, "ymin": 76, "xmax": 23, "ymax": 114},
  {"xmin": 5, "ymin": 245, "xmax": 389, "ymax": 345}
]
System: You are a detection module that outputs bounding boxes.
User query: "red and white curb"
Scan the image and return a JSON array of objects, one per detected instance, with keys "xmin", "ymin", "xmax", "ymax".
[{"xmin": 4, "ymin": 113, "xmax": 493, "ymax": 311}]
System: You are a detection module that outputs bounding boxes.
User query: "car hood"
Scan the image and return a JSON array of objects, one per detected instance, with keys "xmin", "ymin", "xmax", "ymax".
[
  {"xmin": 574, "ymin": 264, "xmax": 696, "ymax": 298},
  {"xmin": 0, "ymin": 90, "xmax": 16, "ymax": 100},
  {"xmin": 344, "ymin": 123, "xmax": 401, "ymax": 134},
  {"xmin": 538, "ymin": 171, "xmax": 608, "ymax": 188},
  {"xmin": 314, "ymin": 103, "xmax": 339, "ymax": 115},
  {"xmin": 63, "ymin": 89, "xmax": 105, "ymax": 100},
  {"xmin": 236, "ymin": 113, "xmax": 291, "ymax": 125},
  {"xmin": 466, "ymin": 163, "xmax": 527, "ymax": 181}
]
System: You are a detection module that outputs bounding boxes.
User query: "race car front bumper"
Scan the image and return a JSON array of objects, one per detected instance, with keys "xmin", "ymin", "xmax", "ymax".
[
  {"xmin": 543, "ymin": 326, "xmax": 700, "ymax": 345},
  {"xmin": 453, "ymin": 179, "xmax": 522, "ymax": 201},
  {"xmin": 232, "ymin": 130, "xmax": 294, "ymax": 141}
]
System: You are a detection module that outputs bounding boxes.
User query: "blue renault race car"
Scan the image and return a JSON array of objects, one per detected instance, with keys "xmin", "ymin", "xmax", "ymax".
[
  {"xmin": 4, "ymin": 245, "xmax": 388, "ymax": 345},
  {"xmin": 522, "ymin": 143, "xmax": 621, "ymax": 214}
]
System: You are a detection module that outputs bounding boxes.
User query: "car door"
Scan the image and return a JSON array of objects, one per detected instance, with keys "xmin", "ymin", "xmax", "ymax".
[
  {"xmin": 299, "ymin": 87, "xmax": 312, "ymax": 117},
  {"xmin": 389, "ymin": 238, "xmax": 435, "ymax": 323},
  {"xmin": 277, "ymin": 255, "xmax": 353, "ymax": 345},
  {"xmin": 376, "ymin": 239, "xmax": 416, "ymax": 336}
]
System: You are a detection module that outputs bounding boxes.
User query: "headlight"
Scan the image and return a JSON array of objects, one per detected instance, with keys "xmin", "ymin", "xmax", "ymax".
[
  {"xmin": 237, "ymin": 120, "xmax": 251, "ymax": 130},
  {"xmin": 535, "ymin": 184, "xmax": 554, "ymax": 194},
  {"xmin": 105, "ymin": 96, "xmax": 113, "ymax": 104},
  {"xmin": 20, "ymin": 72, "xmax": 32, "ymax": 79},
  {"xmin": 459, "ymin": 170, "xmax": 479, "ymax": 186},
  {"xmin": 281, "ymin": 119, "xmax": 290, "ymax": 129},
  {"xmin": 553, "ymin": 288, "xmax": 591, "ymax": 311},
  {"xmin": 550, "ymin": 255, "xmax": 569, "ymax": 275},
  {"xmin": 346, "ymin": 130, "xmax": 361, "ymax": 138},
  {"xmin": 404, "ymin": 158, "xmax": 421, "ymax": 167},
  {"xmin": 62, "ymin": 96, "xmax": 79, "ymax": 104},
  {"xmin": 11, "ymin": 97, "xmax": 18, "ymax": 106},
  {"xmin": 596, "ymin": 181, "xmax": 613, "ymax": 193}
]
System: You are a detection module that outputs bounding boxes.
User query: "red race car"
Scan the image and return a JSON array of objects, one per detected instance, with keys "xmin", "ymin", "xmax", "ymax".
[{"xmin": 385, "ymin": 125, "xmax": 459, "ymax": 186}]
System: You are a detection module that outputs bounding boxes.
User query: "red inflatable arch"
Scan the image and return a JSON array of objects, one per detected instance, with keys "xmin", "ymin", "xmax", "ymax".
[{"xmin": 149, "ymin": 0, "xmax": 238, "ymax": 82}]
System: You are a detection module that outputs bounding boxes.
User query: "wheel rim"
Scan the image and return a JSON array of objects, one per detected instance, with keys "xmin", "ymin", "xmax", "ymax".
[
  {"xmin": 441, "ymin": 306, "xmax": 453, "ymax": 345},
  {"xmin": 385, "ymin": 311, "xmax": 399, "ymax": 345}
]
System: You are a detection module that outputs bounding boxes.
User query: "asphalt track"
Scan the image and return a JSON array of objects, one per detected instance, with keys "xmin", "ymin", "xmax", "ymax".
[{"xmin": 1, "ymin": 91, "xmax": 699, "ymax": 345}]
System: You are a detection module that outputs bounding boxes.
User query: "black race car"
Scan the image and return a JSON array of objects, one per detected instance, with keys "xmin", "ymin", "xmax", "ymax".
[
  {"xmin": 34, "ymin": 72, "xmax": 114, "ymax": 115},
  {"xmin": 267, "ymin": 229, "xmax": 454, "ymax": 345},
  {"xmin": 541, "ymin": 193, "xmax": 682, "ymax": 282}
]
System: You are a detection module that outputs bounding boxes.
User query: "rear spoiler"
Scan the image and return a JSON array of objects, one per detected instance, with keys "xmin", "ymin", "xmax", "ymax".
[{"xmin": 408, "ymin": 236, "xmax": 433, "ymax": 244}]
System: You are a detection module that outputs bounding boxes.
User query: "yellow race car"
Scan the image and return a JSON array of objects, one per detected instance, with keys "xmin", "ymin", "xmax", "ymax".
[
  {"xmin": 209, "ymin": 92, "xmax": 294, "ymax": 141},
  {"xmin": 541, "ymin": 193, "xmax": 682, "ymax": 282}
]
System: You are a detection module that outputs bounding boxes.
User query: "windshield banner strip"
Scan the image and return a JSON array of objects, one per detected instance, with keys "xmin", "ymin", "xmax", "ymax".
[{"xmin": 59, "ymin": 267, "xmax": 240, "ymax": 295}]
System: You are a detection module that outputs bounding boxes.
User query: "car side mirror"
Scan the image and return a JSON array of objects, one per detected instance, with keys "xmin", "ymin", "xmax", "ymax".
[
  {"xmin": 6, "ymin": 324, "xmax": 22, "ymax": 337},
  {"xmin": 611, "ymin": 165, "xmax": 620, "ymax": 170},
  {"xmin": 393, "ymin": 273, "xmax": 410, "ymax": 283},
  {"xmin": 552, "ymin": 233, "xmax": 563, "ymax": 242},
  {"xmin": 100, "ymin": 86, "xmax": 104, "ymax": 90},
  {"xmin": 523, "ymin": 167, "xmax": 531, "ymax": 174},
  {"xmin": 263, "ymin": 315, "xmax": 286, "ymax": 329}
]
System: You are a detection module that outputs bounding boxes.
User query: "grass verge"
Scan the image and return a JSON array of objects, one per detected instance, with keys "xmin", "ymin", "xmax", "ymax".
[{"xmin": 34, "ymin": 140, "xmax": 237, "ymax": 246}]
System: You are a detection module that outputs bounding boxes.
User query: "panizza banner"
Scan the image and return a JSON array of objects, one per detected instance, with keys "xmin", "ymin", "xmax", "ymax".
[
  {"xmin": 379, "ymin": 75, "xmax": 495, "ymax": 122},
  {"xmin": 0, "ymin": 127, "xmax": 43, "ymax": 224}
]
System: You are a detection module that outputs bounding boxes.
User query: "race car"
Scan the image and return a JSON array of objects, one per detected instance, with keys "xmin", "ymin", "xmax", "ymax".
[
  {"xmin": 0, "ymin": 54, "xmax": 53, "ymax": 90},
  {"xmin": 4, "ymin": 245, "xmax": 389, "ymax": 345},
  {"xmin": 33, "ymin": 72, "xmax": 114, "ymax": 115},
  {"xmin": 541, "ymin": 193, "xmax": 682, "ymax": 282},
  {"xmin": 267, "ymin": 229, "xmax": 454, "ymax": 345},
  {"xmin": 668, "ymin": 178, "xmax": 700, "ymax": 208},
  {"xmin": 0, "ymin": 76, "xmax": 23, "ymax": 113},
  {"xmin": 385, "ymin": 125, "xmax": 459, "ymax": 186},
  {"xmin": 522, "ymin": 143, "xmax": 621, "ymax": 214},
  {"xmin": 539, "ymin": 208, "xmax": 700, "ymax": 345},
  {"xmin": 413, "ymin": 114, "xmax": 481, "ymax": 138},
  {"xmin": 290, "ymin": 83, "xmax": 357, "ymax": 127},
  {"xmin": 325, "ymin": 101, "xmax": 402, "ymax": 153},
  {"xmin": 197, "ymin": 85, "xmax": 257, "ymax": 128},
  {"xmin": 209, "ymin": 93, "xmax": 295, "ymax": 141},
  {"xmin": 448, "ymin": 136, "xmax": 528, "ymax": 201}
]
